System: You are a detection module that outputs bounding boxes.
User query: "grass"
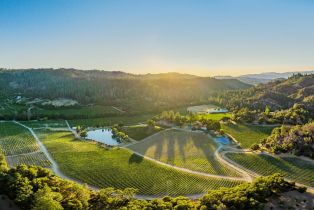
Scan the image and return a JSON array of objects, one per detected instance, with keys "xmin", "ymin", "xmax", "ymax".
[
  {"xmin": 195, "ymin": 113, "xmax": 232, "ymax": 121},
  {"xmin": 221, "ymin": 123, "xmax": 275, "ymax": 148},
  {"xmin": 128, "ymin": 129, "xmax": 241, "ymax": 177},
  {"xmin": 69, "ymin": 114, "xmax": 156, "ymax": 127},
  {"xmin": 121, "ymin": 125, "xmax": 163, "ymax": 141},
  {"xmin": 0, "ymin": 122, "xmax": 39, "ymax": 155},
  {"xmin": 226, "ymin": 153, "xmax": 314, "ymax": 187},
  {"xmin": 37, "ymin": 130, "xmax": 244, "ymax": 196}
]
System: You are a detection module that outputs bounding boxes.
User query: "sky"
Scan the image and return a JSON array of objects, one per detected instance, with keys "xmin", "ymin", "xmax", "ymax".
[{"xmin": 0, "ymin": 0, "xmax": 314, "ymax": 76}]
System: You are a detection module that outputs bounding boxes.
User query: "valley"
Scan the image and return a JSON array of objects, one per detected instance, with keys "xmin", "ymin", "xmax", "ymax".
[{"xmin": 1, "ymin": 70, "xmax": 314, "ymax": 209}]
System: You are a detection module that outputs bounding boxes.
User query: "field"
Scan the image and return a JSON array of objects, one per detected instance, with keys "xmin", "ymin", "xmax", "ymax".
[
  {"xmin": 195, "ymin": 113, "xmax": 232, "ymax": 121},
  {"xmin": 226, "ymin": 153, "xmax": 314, "ymax": 187},
  {"xmin": 221, "ymin": 123, "xmax": 275, "ymax": 148},
  {"xmin": 121, "ymin": 125, "xmax": 163, "ymax": 141},
  {"xmin": 69, "ymin": 114, "xmax": 156, "ymax": 127},
  {"xmin": 128, "ymin": 129, "xmax": 241, "ymax": 177},
  {"xmin": 36, "ymin": 130, "xmax": 244, "ymax": 196},
  {"xmin": 0, "ymin": 122, "xmax": 39, "ymax": 155}
]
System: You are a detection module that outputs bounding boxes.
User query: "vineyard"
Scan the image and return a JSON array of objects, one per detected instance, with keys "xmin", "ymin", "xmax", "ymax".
[
  {"xmin": 32, "ymin": 105, "xmax": 122, "ymax": 119},
  {"xmin": 225, "ymin": 152, "xmax": 314, "ymax": 187},
  {"xmin": 37, "ymin": 130, "xmax": 244, "ymax": 196},
  {"xmin": 221, "ymin": 123, "xmax": 275, "ymax": 148},
  {"xmin": 6, "ymin": 151, "xmax": 51, "ymax": 168},
  {"xmin": 128, "ymin": 129, "xmax": 242, "ymax": 177},
  {"xmin": 21, "ymin": 120, "xmax": 68, "ymax": 129},
  {"xmin": 121, "ymin": 125, "xmax": 163, "ymax": 141},
  {"xmin": 0, "ymin": 122, "xmax": 39, "ymax": 155},
  {"xmin": 68, "ymin": 114, "xmax": 155, "ymax": 127}
]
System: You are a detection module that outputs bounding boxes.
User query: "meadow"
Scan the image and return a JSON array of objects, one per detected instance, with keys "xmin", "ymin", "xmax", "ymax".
[
  {"xmin": 0, "ymin": 122, "xmax": 39, "ymax": 155},
  {"xmin": 121, "ymin": 125, "xmax": 163, "ymax": 141},
  {"xmin": 226, "ymin": 153, "xmax": 314, "ymax": 187},
  {"xmin": 221, "ymin": 123, "xmax": 275, "ymax": 148},
  {"xmin": 128, "ymin": 129, "xmax": 241, "ymax": 177},
  {"xmin": 37, "ymin": 130, "xmax": 244, "ymax": 196}
]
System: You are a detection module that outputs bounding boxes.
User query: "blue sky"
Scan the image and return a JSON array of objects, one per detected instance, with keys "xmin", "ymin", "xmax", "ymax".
[{"xmin": 0, "ymin": 0, "xmax": 314, "ymax": 76}]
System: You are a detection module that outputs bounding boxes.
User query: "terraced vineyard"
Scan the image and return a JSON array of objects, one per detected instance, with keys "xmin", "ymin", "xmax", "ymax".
[
  {"xmin": 0, "ymin": 122, "xmax": 39, "ymax": 155},
  {"xmin": 128, "ymin": 129, "xmax": 241, "ymax": 177},
  {"xmin": 226, "ymin": 153, "xmax": 314, "ymax": 187},
  {"xmin": 221, "ymin": 123, "xmax": 275, "ymax": 148},
  {"xmin": 37, "ymin": 130, "xmax": 244, "ymax": 196},
  {"xmin": 6, "ymin": 152, "xmax": 51, "ymax": 168}
]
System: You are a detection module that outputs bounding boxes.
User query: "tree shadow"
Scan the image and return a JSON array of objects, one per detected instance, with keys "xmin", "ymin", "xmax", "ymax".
[
  {"xmin": 153, "ymin": 136, "xmax": 163, "ymax": 160},
  {"xmin": 260, "ymin": 154, "xmax": 293, "ymax": 174},
  {"xmin": 167, "ymin": 133, "xmax": 175, "ymax": 164},
  {"xmin": 177, "ymin": 135, "xmax": 186, "ymax": 163},
  {"xmin": 190, "ymin": 132, "xmax": 227, "ymax": 175},
  {"xmin": 128, "ymin": 153, "xmax": 144, "ymax": 164}
]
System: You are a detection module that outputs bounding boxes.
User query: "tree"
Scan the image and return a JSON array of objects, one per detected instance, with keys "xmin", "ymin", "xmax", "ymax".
[
  {"xmin": 206, "ymin": 120, "xmax": 221, "ymax": 131},
  {"xmin": 0, "ymin": 154, "xmax": 9, "ymax": 173},
  {"xmin": 32, "ymin": 186, "xmax": 63, "ymax": 210},
  {"xmin": 80, "ymin": 130, "xmax": 87, "ymax": 138},
  {"xmin": 265, "ymin": 105, "xmax": 270, "ymax": 115},
  {"xmin": 147, "ymin": 120, "xmax": 156, "ymax": 127}
]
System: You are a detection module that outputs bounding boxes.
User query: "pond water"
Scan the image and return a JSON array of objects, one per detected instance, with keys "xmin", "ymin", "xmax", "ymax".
[
  {"xmin": 207, "ymin": 108, "xmax": 228, "ymax": 113},
  {"xmin": 214, "ymin": 136, "xmax": 230, "ymax": 145},
  {"xmin": 187, "ymin": 105, "xmax": 228, "ymax": 114},
  {"xmin": 86, "ymin": 128, "xmax": 120, "ymax": 146}
]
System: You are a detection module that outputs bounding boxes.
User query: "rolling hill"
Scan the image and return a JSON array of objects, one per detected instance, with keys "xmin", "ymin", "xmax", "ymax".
[
  {"xmin": 0, "ymin": 68, "xmax": 251, "ymax": 116},
  {"xmin": 210, "ymin": 74, "xmax": 314, "ymax": 112}
]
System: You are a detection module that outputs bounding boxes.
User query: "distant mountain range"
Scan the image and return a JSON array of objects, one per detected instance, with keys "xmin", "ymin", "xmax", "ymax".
[{"xmin": 214, "ymin": 70, "xmax": 314, "ymax": 85}]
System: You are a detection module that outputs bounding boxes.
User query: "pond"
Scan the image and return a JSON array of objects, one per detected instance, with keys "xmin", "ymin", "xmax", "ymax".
[
  {"xmin": 86, "ymin": 128, "xmax": 120, "ymax": 146},
  {"xmin": 207, "ymin": 108, "xmax": 228, "ymax": 113},
  {"xmin": 187, "ymin": 105, "xmax": 228, "ymax": 114},
  {"xmin": 214, "ymin": 136, "xmax": 230, "ymax": 145}
]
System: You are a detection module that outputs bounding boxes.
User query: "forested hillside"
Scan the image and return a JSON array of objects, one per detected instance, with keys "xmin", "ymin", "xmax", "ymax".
[
  {"xmin": 210, "ymin": 74, "xmax": 314, "ymax": 113},
  {"xmin": 255, "ymin": 121, "xmax": 314, "ymax": 158},
  {"xmin": 0, "ymin": 69, "xmax": 250, "ymax": 115}
]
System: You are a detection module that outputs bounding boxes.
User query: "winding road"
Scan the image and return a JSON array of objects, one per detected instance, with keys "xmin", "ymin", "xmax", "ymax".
[{"xmin": 13, "ymin": 121, "xmax": 100, "ymax": 191}]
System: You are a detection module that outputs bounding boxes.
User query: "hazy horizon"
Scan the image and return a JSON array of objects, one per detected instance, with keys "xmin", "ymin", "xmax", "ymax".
[
  {"xmin": 1, "ymin": 0, "xmax": 314, "ymax": 76},
  {"xmin": 1, "ymin": 67, "xmax": 314, "ymax": 77}
]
